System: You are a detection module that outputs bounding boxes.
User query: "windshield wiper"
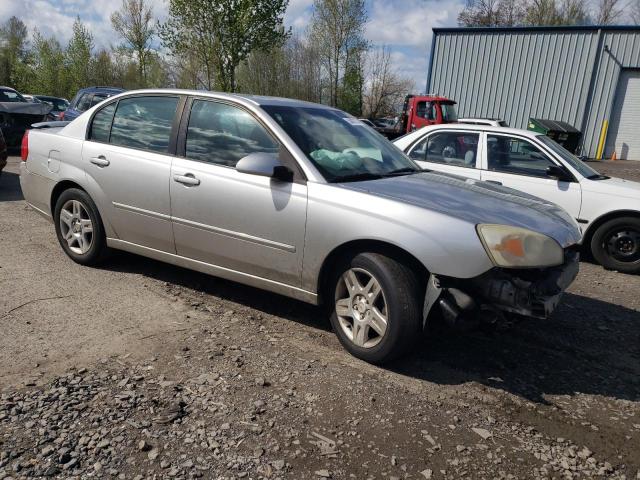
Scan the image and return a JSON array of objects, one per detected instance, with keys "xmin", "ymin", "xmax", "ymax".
[
  {"xmin": 586, "ymin": 174, "xmax": 610, "ymax": 180},
  {"xmin": 330, "ymin": 172, "xmax": 383, "ymax": 183},
  {"xmin": 382, "ymin": 167, "xmax": 421, "ymax": 177}
]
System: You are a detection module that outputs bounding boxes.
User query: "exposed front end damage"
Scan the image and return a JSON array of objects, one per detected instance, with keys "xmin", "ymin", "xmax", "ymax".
[{"xmin": 424, "ymin": 249, "xmax": 580, "ymax": 328}]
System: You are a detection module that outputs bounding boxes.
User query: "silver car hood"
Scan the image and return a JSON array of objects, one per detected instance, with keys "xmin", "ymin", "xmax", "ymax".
[{"xmin": 340, "ymin": 171, "xmax": 582, "ymax": 248}]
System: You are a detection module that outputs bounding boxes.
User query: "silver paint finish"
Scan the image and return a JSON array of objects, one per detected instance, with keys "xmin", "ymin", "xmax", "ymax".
[{"xmin": 20, "ymin": 89, "xmax": 583, "ymax": 307}]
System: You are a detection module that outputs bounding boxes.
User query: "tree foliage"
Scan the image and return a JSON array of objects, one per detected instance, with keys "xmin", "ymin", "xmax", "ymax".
[
  {"xmin": 160, "ymin": 0, "xmax": 290, "ymax": 92},
  {"xmin": 310, "ymin": 0, "xmax": 368, "ymax": 108},
  {"xmin": 111, "ymin": 0, "xmax": 156, "ymax": 85},
  {"xmin": 458, "ymin": 0, "xmax": 592, "ymax": 26}
]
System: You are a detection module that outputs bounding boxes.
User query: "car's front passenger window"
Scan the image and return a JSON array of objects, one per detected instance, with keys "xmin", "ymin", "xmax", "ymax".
[
  {"xmin": 487, "ymin": 135, "xmax": 556, "ymax": 178},
  {"xmin": 185, "ymin": 100, "xmax": 279, "ymax": 167}
]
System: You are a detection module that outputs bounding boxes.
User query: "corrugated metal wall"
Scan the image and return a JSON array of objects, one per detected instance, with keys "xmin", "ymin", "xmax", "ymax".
[{"xmin": 427, "ymin": 27, "xmax": 640, "ymax": 158}]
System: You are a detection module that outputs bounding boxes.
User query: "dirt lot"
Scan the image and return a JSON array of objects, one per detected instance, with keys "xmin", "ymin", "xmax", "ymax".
[{"xmin": 1, "ymin": 157, "xmax": 639, "ymax": 480}]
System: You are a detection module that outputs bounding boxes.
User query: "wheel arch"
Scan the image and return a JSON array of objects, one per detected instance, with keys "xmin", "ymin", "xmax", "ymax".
[
  {"xmin": 316, "ymin": 239, "xmax": 429, "ymax": 306},
  {"xmin": 50, "ymin": 180, "xmax": 86, "ymax": 213},
  {"xmin": 50, "ymin": 179, "xmax": 116, "ymax": 238},
  {"xmin": 582, "ymin": 210, "xmax": 640, "ymax": 252}
]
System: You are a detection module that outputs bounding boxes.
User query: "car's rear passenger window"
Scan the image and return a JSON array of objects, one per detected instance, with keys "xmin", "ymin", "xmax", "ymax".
[
  {"xmin": 89, "ymin": 103, "xmax": 116, "ymax": 143},
  {"xmin": 110, "ymin": 96, "xmax": 178, "ymax": 153},
  {"xmin": 185, "ymin": 100, "xmax": 279, "ymax": 167}
]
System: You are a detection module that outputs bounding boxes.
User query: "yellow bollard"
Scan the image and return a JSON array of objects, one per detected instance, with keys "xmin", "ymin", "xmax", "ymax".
[{"xmin": 596, "ymin": 120, "xmax": 608, "ymax": 161}]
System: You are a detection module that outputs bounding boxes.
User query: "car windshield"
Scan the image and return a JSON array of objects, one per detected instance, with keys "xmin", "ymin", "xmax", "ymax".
[
  {"xmin": 0, "ymin": 89, "xmax": 27, "ymax": 103},
  {"xmin": 441, "ymin": 103, "xmax": 458, "ymax": 122},
  {"xmin": 537, "ymin": 135, "xmax": 601, "ymax": 178},
  {"xmin": 263, "ymin": 105, "xmax": 420, "ymax": 182}
]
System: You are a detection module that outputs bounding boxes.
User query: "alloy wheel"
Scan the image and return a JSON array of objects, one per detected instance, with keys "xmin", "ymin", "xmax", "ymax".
[
  {"xmin": 334, "ymin": 268, "xmax": 388, "ymax": 349},
  {"xmin": 59, "ymin": 199, "xmax": 93, "ymax": 255}
]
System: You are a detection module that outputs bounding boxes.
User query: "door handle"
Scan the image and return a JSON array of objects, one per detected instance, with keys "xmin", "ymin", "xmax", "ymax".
[
  {"xmin": 173, "ymin": 174, "xmax": 200, "ymax": 186},
  {"xmin": 485, "ymin": 180, "xmax": 502, "ymax": 185},
  {"xmin": 90, "ymin": 156, "xmax": 110, "ymax": 167}
]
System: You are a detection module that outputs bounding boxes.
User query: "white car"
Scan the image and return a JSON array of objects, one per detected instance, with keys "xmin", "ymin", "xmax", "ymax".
[
  {"xmin": 458, "ymin": 118, "xmax": 508, "ymax": 127},
  {"xmin": 394, "ymin": 124, "xmax": 640, "ymax": 274}
]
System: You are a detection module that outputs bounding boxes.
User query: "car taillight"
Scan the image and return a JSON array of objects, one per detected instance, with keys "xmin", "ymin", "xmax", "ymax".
[{"xmin": 21, "ymin": 130, "xmax": 29, "ymax": 161}]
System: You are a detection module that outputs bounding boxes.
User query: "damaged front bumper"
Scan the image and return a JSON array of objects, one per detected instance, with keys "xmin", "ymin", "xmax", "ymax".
[{"xmin": 424, "ymin": 249, "xmax": 580, "ymax": 326}]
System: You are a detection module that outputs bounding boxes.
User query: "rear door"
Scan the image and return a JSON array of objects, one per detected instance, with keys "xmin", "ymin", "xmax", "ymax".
[
  {"xmin": 406, "ymin": 129, "xmax": 482, "ymax": 180},
  {"xmin": 480, "ymin": 133, "xmax": 582, "ymax": 218},
  {"xmin": 82, "ymin": 94, "xmax": 182, "ymax": 252},
  {"xmin": 169, "ymin": 97, "xmax": 307, "ymax": 287}
]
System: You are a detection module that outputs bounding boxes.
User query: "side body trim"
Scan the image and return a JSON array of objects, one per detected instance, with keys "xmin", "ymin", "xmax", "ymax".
[
  {"xmin": 112, "ymin": 202, "xmax": 296, "ymax": 252},
  {"xmin": 106, "ymin": 238, "xmax": 317, "ymax": 304}
]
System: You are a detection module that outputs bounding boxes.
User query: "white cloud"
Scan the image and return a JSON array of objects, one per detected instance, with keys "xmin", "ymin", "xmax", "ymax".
[
  {"xmin": 366, "ymin": 0, "xmax": 464, "ymax": 46},
  {"xmin": 285, "ymin": 0, "xmax": 314, "ymax": 29}
]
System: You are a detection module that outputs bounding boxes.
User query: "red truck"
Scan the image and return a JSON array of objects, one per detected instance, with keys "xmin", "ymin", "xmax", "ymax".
[{"xmin": 379, "ymin": 94, "xmax": 458, "ymax": 139}]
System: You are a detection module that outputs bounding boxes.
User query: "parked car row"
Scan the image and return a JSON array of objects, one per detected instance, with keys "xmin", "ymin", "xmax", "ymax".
[
  {"xmin": 20, "ymin": 89, "xmax": 582, "ymax": 364},
  {"xmin": 0, "ymin": 86, "xmax": 125, "ymax": 152}
]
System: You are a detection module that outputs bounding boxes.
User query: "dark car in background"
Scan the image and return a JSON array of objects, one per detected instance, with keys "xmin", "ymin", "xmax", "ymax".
[
  {"xmin": 62, "ymin": 86, "xmax": 125, "ymax": 121},
  {"xmin": 34, "ymin": 95, "xmax": 70, "ymax": 120},
  {"xmin": 0, "ymin": 86, "xmax": 52, "ymax": 148}
]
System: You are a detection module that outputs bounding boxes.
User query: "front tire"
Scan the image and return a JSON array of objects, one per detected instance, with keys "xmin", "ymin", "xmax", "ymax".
[
  {"xmin": 328, "ymin": 252, "xmax": 422, "ymax": 364},
  {"xmin": 54, "ymin": 188, "xmax": 108, "ymax": 265},
  {"xmin": 590, "ymin": 216, "xmax": 640, "ymax": 274}
]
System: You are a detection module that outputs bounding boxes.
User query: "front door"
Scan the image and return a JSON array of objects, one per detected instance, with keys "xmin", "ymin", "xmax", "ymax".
[
  {"xmin": 480, "ymin": 134, "xmax": 582, "ymax": 219},
  {"xmin": 81, "ymin": 95, "xmax": 180, "ymax": 252},
  {"xmin": 169, "ymin": 98, "xmax": 307, "ymax": 287}
]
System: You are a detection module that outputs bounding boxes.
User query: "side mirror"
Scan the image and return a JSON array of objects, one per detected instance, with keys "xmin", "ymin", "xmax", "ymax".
[
  {"xmin": 546, "ymin": 165, "xmax": 572, "ymax": 182},
  {"xmin": 236, "ymin": 152, "xmax": 293, "ymax": 182}
]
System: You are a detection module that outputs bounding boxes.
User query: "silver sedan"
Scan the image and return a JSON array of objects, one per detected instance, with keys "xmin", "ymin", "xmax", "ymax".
[{"xmin": 20, "ymin": 90, "xmax": 581, "ymax": 364}]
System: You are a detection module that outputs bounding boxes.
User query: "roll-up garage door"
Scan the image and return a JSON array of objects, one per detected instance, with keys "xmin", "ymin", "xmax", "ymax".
[{"xmin": 607, "ymin": 70, "xmax": 640, "ymax": 161}]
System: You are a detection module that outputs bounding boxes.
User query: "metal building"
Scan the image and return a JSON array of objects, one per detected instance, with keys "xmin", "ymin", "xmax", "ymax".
[{"xmin": 426, "ymin": 26, "xmax": 640, "ymax": 160}]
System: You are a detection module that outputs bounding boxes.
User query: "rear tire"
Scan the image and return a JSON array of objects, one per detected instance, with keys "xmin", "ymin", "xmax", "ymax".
[
  {"xmin": 328, "ymin": 252, "xmax": 422, "ymax": 364},
  {"xmin": 54, "ymin": 188, "xmax": 108, "ymax": 266},
  {"xmin": 590, "ymin": 216, "xmax": 640, "ymax": 274}
]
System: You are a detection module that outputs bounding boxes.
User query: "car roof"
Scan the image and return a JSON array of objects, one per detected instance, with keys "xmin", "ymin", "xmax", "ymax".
[
  {"xmin": 0, "ymin": 86, "xmax": 18, "ymax": 92},
  {"xmin": 416, "ymin": 123, "xmax": 539, "ymax": 137},
  {"xmin": 79, "ymin": 86, "xmax": 127, "ymax": 94},
  {"xmin": 106, "ymin": 88, "xmax": 339, "ymax": 110},
  {"xmin": 35, "ymin": 95, "xmax": 67, "ymax": 100},
  {"xmin": 458, "ymin": 117, "xmax": 502, "ymax": 121}
]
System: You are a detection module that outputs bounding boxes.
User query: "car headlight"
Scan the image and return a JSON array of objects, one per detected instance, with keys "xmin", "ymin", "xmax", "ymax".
[{"xmin": 476, "ymin": 224, "xmax": 563, "ymax": 268}]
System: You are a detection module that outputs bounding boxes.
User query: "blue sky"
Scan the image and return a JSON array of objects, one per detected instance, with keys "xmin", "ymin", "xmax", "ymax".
[{"xmin": 0, "ymin": 0, "xmax": 466, "ymax": 90}]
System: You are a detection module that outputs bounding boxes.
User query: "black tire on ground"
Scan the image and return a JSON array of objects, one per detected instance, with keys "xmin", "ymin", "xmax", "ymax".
[
  {"xmin": 328, "ymin": 252, "xmax": 422, "ymax": 364},
  {"xmin": 53, "ymin": 188, "xmax": 109, "ymax": 266},
  {"xmin": 590, "ymin": 216, "xmax": 640, "ymax": 274}
]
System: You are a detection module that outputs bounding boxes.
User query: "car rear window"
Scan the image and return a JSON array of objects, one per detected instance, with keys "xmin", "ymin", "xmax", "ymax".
[{"xmin": 109, "ymin": 96, "xmax": 178, "ymax": 153}]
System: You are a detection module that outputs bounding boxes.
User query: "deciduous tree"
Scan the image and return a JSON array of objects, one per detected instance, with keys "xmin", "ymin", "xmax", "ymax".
[
  {"xmin": 160, "ymin": 0, "xmax": 290, "ymax": 92},
  {"xmin": 111, "ymin": 0, "xmax": 156, "ymax": 86}
]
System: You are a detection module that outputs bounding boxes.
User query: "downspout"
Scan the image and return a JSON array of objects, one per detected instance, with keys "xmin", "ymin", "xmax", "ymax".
[
  {"xmin": 579, "ymin": 28, "xmax": 604, "ymax": 158},
  {"xmin": 425, "ymin": 30, "xmax": 438, "ymax": 94}
]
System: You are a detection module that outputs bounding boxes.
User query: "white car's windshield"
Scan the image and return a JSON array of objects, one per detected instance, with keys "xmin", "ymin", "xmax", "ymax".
[
  {"xmin": 537, "ymin": 135, "xmax": 602, "ymax": 179},
  {"xmin": 263, "ymin": 105, "xmax": 420, "ymax": 182}
]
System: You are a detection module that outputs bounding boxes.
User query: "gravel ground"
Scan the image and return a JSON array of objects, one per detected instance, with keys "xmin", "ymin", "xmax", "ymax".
[{"xmin": 1, "ymin": 157, "xmax": 639, "ymax": 480}]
